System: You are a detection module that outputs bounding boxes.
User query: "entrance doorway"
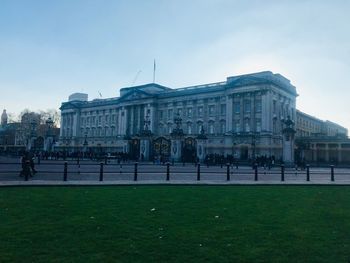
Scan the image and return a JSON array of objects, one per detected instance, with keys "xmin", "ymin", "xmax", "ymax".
[
  {"xmin": 182, "ymin": 137, "xmax": 197, "ymax": 163},
  {"xmin": 240, "ymin": 145, "xmax": 249, "ymax": 160},
  {"xmin": 129, "ymin": 138, "xmax": 140, "ymax": 160}
]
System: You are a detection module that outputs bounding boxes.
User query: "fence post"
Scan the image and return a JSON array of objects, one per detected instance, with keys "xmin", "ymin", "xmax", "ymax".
[
  {"xmin": 166, "ymin": 162, "xmax": 170, "ymax": 181},
  {"xmin": 281, "ymin": 164, "xmax": 285, "ymax": 181},
  {"xmin": 331, "ymin": 165, "xmax": 334, "ymax": 182},
  {"xmin": 134, "ymin": 162, "xmax": 138, "ymax": 181},
  {"xmin": 254, "ymin": 163, "xmax": 258, "ymax": 181},
  {"xmin": 63, "ymin": 161, "xmax": 68, "ymax": 181},
  {"xmin": 99, "ymin": 162, "xmax": 104, "ymax": 181},
  {"xmin": 306, "ymin": 164, "xmax": 310, "ymax": 181},
  {"xmin": 226, "ymin": 163, "xmax": 230, "ymax": 181},
  {"xmin": 197, "ymin": 163, "xmax": 201, "ymax": 181},
  {"xmin": 24, "ymin": 160, "xmax": 30, "ymax": 181}
]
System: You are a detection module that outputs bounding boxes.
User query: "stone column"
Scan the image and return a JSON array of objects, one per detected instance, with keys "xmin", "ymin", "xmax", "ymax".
[
  {"xmin": 140, "ymin": 139, "xmax": 150, "ymax": 161},
  {"xmin": 325, "ymin": 144, "xmax": 329, "ymax": 163},
  {"xmin": 282, "ymin": 137, "xmax": 294, "ymax": 165},
  {"xmin": 170, "ymin": 139, "xmax": 182, "ymax": 162},
  {"xmin": 226, "ymin": 95, "xmax": 233, "ymax": 132},
  {"xmin": 196, "ymin": 139, "xmax": 207, "ymax": 162},
  {"xmin": 338, "ymin": 143, "xmax": 342, "ymax": 163}
]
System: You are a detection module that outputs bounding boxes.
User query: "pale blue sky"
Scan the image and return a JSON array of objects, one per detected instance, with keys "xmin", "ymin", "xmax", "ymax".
[{"xmin": 0, "ymin": 0, "xmax": 349, "ymax": 129}]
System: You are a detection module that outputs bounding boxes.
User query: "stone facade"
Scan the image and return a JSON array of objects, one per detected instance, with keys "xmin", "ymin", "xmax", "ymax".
[
  {"xmin": 59, "ymin": 71, "xmax": 298, "ymax": 162},
  {"xmin": 296, "ymin": 110, "xmax": 348, "ymax": 137}
]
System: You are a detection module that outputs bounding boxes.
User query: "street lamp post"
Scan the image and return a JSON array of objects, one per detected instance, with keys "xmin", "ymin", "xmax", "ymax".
[{"xmin": 45, "ymin": 117, "xmax": 54, "ymax": 152}]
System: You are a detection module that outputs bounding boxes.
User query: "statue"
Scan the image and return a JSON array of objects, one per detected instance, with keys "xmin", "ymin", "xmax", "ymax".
[{"xmin": 1, "ymin": 109, "xmax": 8, "ymax": 126}]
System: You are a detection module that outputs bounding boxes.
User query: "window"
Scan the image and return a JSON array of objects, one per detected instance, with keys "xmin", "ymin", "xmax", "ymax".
[
  {"xmin": 273, "ymin": 100, "xmax": 276, "ymax": 114},
  {"xmin": 168, "ymin": 124, "xmax": 172, "ymax": 134},
  {"xmin": 220, "ymin": 122, "xmax": 226, "ymax": 134},
  {"xmin": 198, "ymin": 106, "xmax": 203, "ymax": 117},
  {"xmin": 234, "ymin": 103, "xmax": 240, "ymax": 114},
  {"xmin": 159, "ymin": 110, "xmax": 163, "ymax": 120},
  {"xmin": 209, "ymin": 122, "xmax": 215, "ymax": 134},
  {"xmin": 235, "ymin": 122, "xmax": 240, "ymax": 133},
  {"xmin": 177, "ymin": 108, "xmax": 182, "ymax": 116},
  {"xmin": 98, "ymin": 116, "xmax": 102, "ymax": 125},
  {"xmin": 198, "ymin": 122, "xmax": 203, "ymax": 134},
  {"xmin": 209, "ymin": 105, "xmax": 215, "ymax": 116},
  {"xmin": 256, "ymin": 119, "xmax": 261, "ymax": 132},
  {"xmin": 255, "ymin": 100, "xmax": 262, "ymax": 112},
  {"xmin": 187, "ymin": 108, "xmax": 192, "ymax": 117},
  {"xmin": 187, "ymin": 123, "xmax": 192, "ymax": 134},
  {"xmin": 168, "ymin": 109, "xmax": 173, "ymax": 119},
  {"xmin": 159, "ymin": 124, "xmax": 164, "ymax": 134},
  {"xmin": 244, "ymin": 100, "xmax": 251, "ymax": 113},
  {"xmin": 220, "ymin": 104, "xmax": 226, "ymax": 115},
  {"xmin": 244, "ymin": 120, "xmax": 250, "ymax": 132}
]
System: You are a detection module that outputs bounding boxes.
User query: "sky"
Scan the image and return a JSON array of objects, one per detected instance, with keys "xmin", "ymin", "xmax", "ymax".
[{"xmin": 0, "ymin": 0, "xmax": 349, "ymax": 130}]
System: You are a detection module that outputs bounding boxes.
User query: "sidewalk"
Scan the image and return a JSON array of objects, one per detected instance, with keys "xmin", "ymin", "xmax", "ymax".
[{"xmin": 1, "ymin": 179, "xmax": 350, "ymax": 186}]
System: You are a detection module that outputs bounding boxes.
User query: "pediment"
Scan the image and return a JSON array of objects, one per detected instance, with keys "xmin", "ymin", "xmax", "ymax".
[
  {"xmin": 230, "ymin": 76, "xmax": 264, "ymax": 87},
  {"xmin": 119, "ymin": 88, "xmax": 154, "ymax": 102}
]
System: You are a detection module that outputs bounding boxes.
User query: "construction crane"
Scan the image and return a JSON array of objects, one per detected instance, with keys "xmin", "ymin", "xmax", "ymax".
[{"xmin": 132, "ymin": 70, "xmax": 142, "ymax": 86}]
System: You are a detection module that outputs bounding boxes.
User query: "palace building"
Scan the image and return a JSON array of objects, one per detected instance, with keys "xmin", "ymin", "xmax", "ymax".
[{"xmin": 58, "ymin": 71, "xmax": 299, "ymax": 163}]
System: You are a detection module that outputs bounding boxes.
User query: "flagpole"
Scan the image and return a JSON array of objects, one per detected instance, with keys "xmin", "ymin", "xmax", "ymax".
[{"xmin": 153, "ymin": 59, "xmax": 156, "ymax": 83}]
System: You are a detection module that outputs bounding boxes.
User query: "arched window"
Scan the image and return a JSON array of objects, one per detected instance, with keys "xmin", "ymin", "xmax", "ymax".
[
  {"xmin": 187, "ymin": 122, "xmax": 192, "ymax": 134},
  {"xmin": 197, "ymin": 122, "xmax": 203, "ymax": 134},
  {"xmin": 220, "ymin": 121, "xmax": 226, "ymax": 134},
  {"xmin": 209, "ymin": 121, "xmax": 215, "ymax": 134},
  {"xmin": 244, "ymin": 119, "xmax": 250, "ymax": 132}
]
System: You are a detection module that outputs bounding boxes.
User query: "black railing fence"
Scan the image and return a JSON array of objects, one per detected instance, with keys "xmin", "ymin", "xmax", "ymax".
[{"xmin": 1, "ymin": 159, "xmax": 350, "ymax": 183}]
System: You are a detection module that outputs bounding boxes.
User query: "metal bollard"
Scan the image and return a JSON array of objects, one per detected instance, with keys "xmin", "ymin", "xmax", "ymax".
[
  {"xmin": 281, "ymin": 164, "xmax": 285, "ymax": 181},
  {"xmin": 226, "ymin": 163, "xmax": 230, "ymax": 181},
  {"xmin": 166, "ymin": 162, "xmax": 170, "ymax": 181},
  {"xmin": 24, "ymin": 160, "xmax": 30, "ymax": 181},
  {"xmin": 331, "ymin": 165, "xmax": 334, "ymax": 182},
  {"xmin": 134, "ymin": 162, "xmax": 138, "ymax": 181},
  {"xmin": 63, "ymin": 161, "xmax": 68, "ymax": 181},
  {"xmin": 99, "ymin": 162, "xmax": 104, "ymax": 181},
  {"xmin": 37, "ymin": 156, "xmax": 41, "ymax": 165},
  {"xmin": 254, "ymin": 164, "xmax": 258, "ymax": 181},
  {"xmin": 77, "ymin": 157, "xmax": 80, "ymax": 168},
  {"xmin": 197, "ymin": 163, "xmax": 201, "ymax": 181},
  {"xmin": 306, "ymin": 164, "xmax": 310, "ymax": 181},
  {"xmin": 105, "ymin": 157, "xmax": 107, "ymax": 165}
]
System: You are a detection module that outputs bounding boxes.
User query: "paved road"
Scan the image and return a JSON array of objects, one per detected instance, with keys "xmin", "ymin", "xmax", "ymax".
[{"xmin": 1, "ymin": 157, "xmax": 350, "ymax": 184}]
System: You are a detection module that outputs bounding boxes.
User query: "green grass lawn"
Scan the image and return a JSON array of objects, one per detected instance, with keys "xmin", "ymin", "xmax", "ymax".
[{"xmin": 1, "ymin": 186, "xmax": 350, "ymax": 263}]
